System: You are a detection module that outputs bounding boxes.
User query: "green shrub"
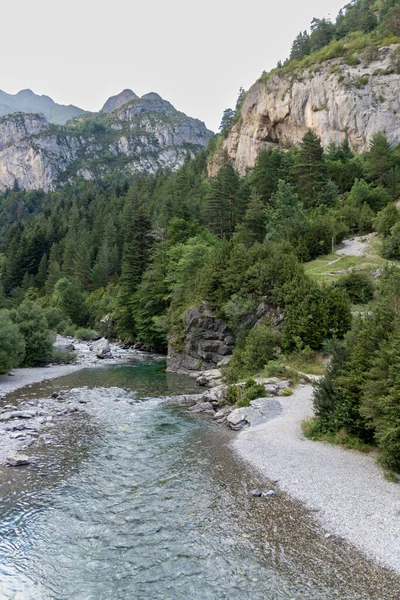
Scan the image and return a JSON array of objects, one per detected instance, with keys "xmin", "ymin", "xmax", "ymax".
[
  {"xmin": 61, "ymin": 324, "xmax": 77, "ymax": 337},
  {"xmin": 51, "ymin": 348, "xmax": 77, "ymax": 364},
  {"xmin": 12, "ymin": 299, "xmax": 53, "ymax": 367},
  {"xmin": 227, "ymin": 378, "xmax": 266, "ymax": 407},
  {"xmin": 382, "ymin": 222, "xmax": 400, "ymax": 259},
  {"xmin": 75, "ymin": 327, "xmax": 100, "ymax": 341},
  {"xmin": 281, "ymin": 388, "xmax": 293, "ymax": 396},
  {"xmin": 0, "ymin": 309, "xmax": 25, "ymax": 373},
  {"xmin": 334, "ymin": 271, "xmax": 375, "ymax": 304},
  {"xmin": 43, "ymin": 307, "xmax": 72, "ymax": 333},
  {"xmin": 223, "ymin": 322, "xmax": 281, "ymax": 382}
]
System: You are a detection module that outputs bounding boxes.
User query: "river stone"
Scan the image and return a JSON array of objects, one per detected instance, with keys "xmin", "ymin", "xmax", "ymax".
[
  {"xmin": 188, "ymin": 401, "xmax": 215, "ymax": 415},
  {"xmin": 6, "ymin": 454, "xmax": 31, "ymax": 466},
  {"xmin": 9, "ymin": 410, "xmax": 36, "ymax": 418},
  {"xmin": 91, "ymin": 338, "xmax": 111, "ymax": 359}
]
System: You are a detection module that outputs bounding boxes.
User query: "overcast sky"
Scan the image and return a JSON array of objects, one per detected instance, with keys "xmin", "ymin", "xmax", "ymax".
[{"xmin": 2, "ymin": 0, "xmax": 346, "ymax": 131}]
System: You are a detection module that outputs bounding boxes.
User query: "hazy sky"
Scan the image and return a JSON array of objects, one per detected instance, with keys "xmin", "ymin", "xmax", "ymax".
[{"xmin": 2, "ymin": 0, "xmax": 346, "ymax": 131}]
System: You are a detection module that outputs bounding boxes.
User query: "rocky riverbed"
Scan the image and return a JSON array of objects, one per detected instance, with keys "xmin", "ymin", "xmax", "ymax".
[{"xmin": 0, "ymin": 336, "xmax": 144, "ymax": 466}]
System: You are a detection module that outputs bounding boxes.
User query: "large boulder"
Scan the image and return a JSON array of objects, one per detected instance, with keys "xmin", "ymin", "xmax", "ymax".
[{"xmin": 90, "ymin": 338, "xmax": 112, "ymax": 359}]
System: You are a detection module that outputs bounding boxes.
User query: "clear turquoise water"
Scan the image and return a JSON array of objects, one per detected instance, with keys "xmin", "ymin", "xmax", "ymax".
[{"xmin": 0, "ymin": 359, "xmax": 398, "ymax": 599}]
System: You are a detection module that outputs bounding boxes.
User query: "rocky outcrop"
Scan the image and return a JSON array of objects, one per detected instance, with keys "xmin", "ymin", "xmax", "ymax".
[
  {"xmin": 101, "ymin": 89, "xmax": 139, "ymax": 113},
  {"xmin": 167, "ymin": 303, "xmax": 235, "ymax": 375},
  {"xmin": 0, "ymin": 93, "xmax": 213, "ymax": 191},
  {"xmin": 210, "ymin": 44, "xmax": 400, "ymax": 176}
]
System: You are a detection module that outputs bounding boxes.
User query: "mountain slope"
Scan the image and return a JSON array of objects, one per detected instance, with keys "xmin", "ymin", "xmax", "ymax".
[
  {"xmin": 0, "ymin": 93, "xmax": 213, "ymax": 191},
  {"xmin": 0, "ymin": 89, "xmax": 84, "ymax": 124}
]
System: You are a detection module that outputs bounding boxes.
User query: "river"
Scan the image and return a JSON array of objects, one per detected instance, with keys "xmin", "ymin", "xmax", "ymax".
[{"xmin": 0, "ymin": 357, "xmax": 399, "ymax": 599}]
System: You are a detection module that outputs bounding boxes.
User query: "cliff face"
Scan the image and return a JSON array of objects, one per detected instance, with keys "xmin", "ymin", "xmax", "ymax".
[
  {"xmin": 0, "ymin": 93, "xmax": 213, "ymax": 191},
  {"xmin": 210, "ymin": 45, "xmax": 400, "ymax": 176}
]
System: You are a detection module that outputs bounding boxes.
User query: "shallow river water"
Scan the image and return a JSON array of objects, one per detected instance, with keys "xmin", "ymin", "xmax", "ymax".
[{"xmin": 0, "ymin": 357, "xmax": 399, "ymax": 599}]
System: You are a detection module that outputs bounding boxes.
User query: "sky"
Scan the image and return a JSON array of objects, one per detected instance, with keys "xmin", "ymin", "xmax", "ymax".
[{"xmin": 2, "ymin": 0, "xmax": 347, "ymax": 132}]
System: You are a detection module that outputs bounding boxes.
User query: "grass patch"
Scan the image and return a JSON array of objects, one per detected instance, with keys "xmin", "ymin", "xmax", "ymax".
[
  {"xmin": 285, "ymin": 351, "xmax": 326, "ymax": 376},
  {"xmin": 303, "ymin": 418, "xmax": 375, "ymax": 453}
]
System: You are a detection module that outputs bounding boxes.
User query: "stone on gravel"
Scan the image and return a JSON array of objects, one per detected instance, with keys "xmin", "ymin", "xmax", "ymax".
[
  {"xmin": 261, "ymin": 490, "xmax": 276, "ymax": 498},
  {"xmin": 6, "ymin": 454, "xmax": 31, "ymax": 466},
  {"xmin": 251, "ymin": 489, "xmax": 263, "ymax": 497},
  {"xmin": 90, "ymin": 338, "xmax": 111, "ymax": 359}
]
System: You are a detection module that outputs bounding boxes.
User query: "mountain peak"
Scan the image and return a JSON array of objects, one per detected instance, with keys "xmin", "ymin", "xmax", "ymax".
[
  {"xmin": 101, "ymin": 89, "xmax": 139, "ymax": 113},
  {"xmin": 141, "ymin": 92, "xmax": 162, "ymax": 100}
]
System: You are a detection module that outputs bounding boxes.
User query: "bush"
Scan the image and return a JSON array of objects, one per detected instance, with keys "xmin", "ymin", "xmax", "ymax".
[
  {"xmin": 224, "ymin": 322, "xmax": 281, "ymax": 382},
  {"xmin": 43, "ymin": 307, "xmax": 72, "ymax": 333},
  {"xmin": 12, "ymin": 300, "xmax": 53, "ymax": 367},
  {"xmin": 281, "ymin": 388, "xmax": 293, "ymax": 396},
  {"xmin": 75, "ymin": 327, "xmax": 100, "ymax": 341},
  {"xmin": 0, "ymin": 309, "xmax": 25, "ymax": 373},
  {"xmin": 227, "ymin": 378, "xmax": 266, "ymax": 408},
  {"xmin": 382, "ymin": 222, "xmax": 400, "ymax": 259},
  {"xmin": 374, "ymin": 204, "xmax": 400, "ymax": 238},
  {"xmin": 51, "ymin": 348, "xmax": 77, "ymax": 364},
  {"xmin": 334, "ymin": 271, "xmax": 375, "ymax": 304}
]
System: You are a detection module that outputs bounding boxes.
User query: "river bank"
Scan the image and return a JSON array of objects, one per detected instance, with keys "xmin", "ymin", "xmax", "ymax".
[
  {"xmin": 233, "ymin": 384, "xmax": 400, "ymax": 577},
  {"xmin": 0, "ymin": 337, "xmax": 146, "ymax": 465}
]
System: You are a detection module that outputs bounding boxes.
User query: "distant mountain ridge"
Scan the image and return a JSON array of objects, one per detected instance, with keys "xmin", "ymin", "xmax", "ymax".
[
  {"xmin": 0, "ymin": 89, "xmax": 84, "ymax": 124},
  {"xmin": 0, "ymin": 89, "xmax": 213, "ymax": 191}
]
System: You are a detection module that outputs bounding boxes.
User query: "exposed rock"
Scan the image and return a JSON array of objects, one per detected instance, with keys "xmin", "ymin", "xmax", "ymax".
[
  {"xmin": 187, "ymin": 401, "xmax": 215, "ymax": 415},
  {"xmin": 209, "ymin": 44, "xmax": 400, "ymax": 176},
  {"xmin": 6, "ymin": 454, "xmax": 31, "ymax": 466},
  {"xmin": 167, "ymin": 303, "xmax": 235, "ymax": 374},
  {"xmin": 227, "ymin": 398, "xmax": 282, "ymax": 430},
  {"xmin": 101, "ymin": 89, "xmax": 139, "ymax": 113},
  {"xmin": 90, "ymin": 338, "xmax": 111, "ymax": 359}
]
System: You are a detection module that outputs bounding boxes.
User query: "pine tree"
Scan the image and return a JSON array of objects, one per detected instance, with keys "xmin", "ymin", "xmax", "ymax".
[
  {"xmin": 365, "ymin": 132, "xmax": 393, "ymax": 184},
  {"xmin": 293, "ymin": 131, "xmax": 327, "ymax": 204}
]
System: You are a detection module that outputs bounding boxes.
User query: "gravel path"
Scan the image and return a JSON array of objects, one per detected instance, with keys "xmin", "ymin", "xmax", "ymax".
[
  {"xmin": 233, "ymin": 384, "xmax": 400, "ymax": 575},
  {"xmin": 336, "ymin": 233, "xmax": 377, "ymax": 257}
]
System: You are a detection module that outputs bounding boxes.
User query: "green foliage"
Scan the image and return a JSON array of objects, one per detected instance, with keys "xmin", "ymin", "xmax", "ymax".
[
  {"xmin": 224, "ymin": 322, "xmax": 281, "ymax": 382},
  {"xmin": 226, "ymin": 379, "xmax": 266, "ymax": 407},
  {"xmin": 0, "ymin": 309, "xmax": 25, "ymax": 373},
  {"xmin": 52, "ymin": 277, "xmax": 88, "ymax": 327},
  {"xmin": 13, "ymin": 299, "xmax": 53, "ymax": 367},
  {"xmin": 74, "ymin": 327, "xmax": 99, "ymax": 341},
  {"xmin": 51, "ymin": 348, "xmax": 77, "ymax": 364},
  {"xmin": 334, "ymin": 271, "xmax": 375, "ymax": 304},
  {"xmin": 382, "ymin": 221, "xmax": 400, "ymax": 259}
]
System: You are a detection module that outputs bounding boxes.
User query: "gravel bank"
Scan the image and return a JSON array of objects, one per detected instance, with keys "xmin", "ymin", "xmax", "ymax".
[{"xmin": 233, "ymin": 384, "xmax": 400, "ymax": 575}]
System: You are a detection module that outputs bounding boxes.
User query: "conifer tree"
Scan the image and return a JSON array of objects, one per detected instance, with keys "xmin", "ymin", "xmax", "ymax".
[{"xmin": 293, "ymin": 131, "xmax": 327, "ymax": 204}]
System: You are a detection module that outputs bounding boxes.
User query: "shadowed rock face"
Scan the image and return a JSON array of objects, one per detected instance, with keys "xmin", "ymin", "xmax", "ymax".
[
  {"xmin": 0, "ymin": 92, "xmax": 213, "ymax": 191},
  {"xmin": 167, "ymin": 303, "xmax": 235, "ymax": 375},
  {"xmin": 209, "ymin": 44, "xmax": 400, "ymax": 176}
]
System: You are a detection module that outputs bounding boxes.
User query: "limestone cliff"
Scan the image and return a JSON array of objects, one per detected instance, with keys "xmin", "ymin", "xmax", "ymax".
[
  {"xmin": 0, "ymin": 93, "xmax": 212, "ymax": 191},
  {"xmin": 210, "ymin": 44, "xmax": 400, "ymax": 176}
]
